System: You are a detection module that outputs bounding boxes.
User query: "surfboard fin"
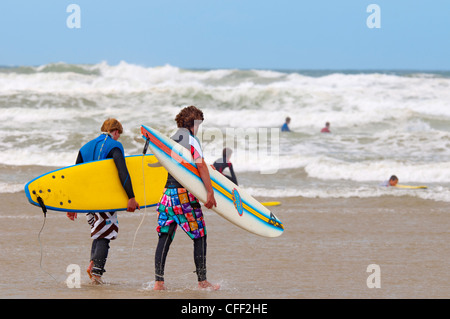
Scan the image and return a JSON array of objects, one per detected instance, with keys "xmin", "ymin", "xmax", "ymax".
[
  {"xmin": 142, "ymin": 135, "xmax": 150, "ymax": 154},
  {"xmin": 36, "ymin": 196, "xmax": 47, "ymax": 217}
]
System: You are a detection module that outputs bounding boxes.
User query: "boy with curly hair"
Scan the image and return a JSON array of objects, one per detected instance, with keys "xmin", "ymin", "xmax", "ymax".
[{"xmin": 153, "ymin": 106, "xmax": 219, "ymax": 290}]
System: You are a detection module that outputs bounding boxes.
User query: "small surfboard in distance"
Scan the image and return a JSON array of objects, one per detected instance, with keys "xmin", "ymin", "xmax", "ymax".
[
  {"xmin": 24, "ymin": 154, "xmax": 167, "ymax": 213},
  {"xmin": 141, "ymin": 124, "xmax": 284, "ymax": 238},
  {"xmin": 261, "ymin": 201, "xmax": 281, "ymax": 207},
  {"xmin": 395, "ymin": 184, "xmax": 428, "ymax": 189}
]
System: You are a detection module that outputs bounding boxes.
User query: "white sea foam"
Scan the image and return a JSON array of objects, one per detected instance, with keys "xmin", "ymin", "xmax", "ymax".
[
  {"xmin": 303, "ymin": 158, "xmax": 450, "ymax": 183},
  {"xmin": 0, "ymin": 182, "xmax": 25, "ymax": 193},
  {"xmin": 244, "ymin": 185, "xmax": 450, "ymax": 203},
  {"xmin": 0, "ymin": 149, "xmax": 75, "ymax": 167},
  {"xmin": 0, "ymin": 62, "xmax": 449, "ymax": 203}
]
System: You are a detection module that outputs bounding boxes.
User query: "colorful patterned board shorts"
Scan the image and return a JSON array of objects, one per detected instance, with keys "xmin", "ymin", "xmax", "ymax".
[{"xmin": 156, "ymin": 187, "xmax": 206, "ymax": 240}]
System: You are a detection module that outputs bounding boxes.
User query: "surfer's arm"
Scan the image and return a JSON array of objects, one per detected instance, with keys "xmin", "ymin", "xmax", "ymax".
[
  {"xmin": 189, "ymin": 134, "xmax": 216, "ymax": 208},
  {"xmin": 228, "ymin": 163, "xmax": 238, "ymax": 185},
  {"xmin": 196, "ymin": 158, "xmax": 217, "ymax": 209},
  {"xmin": 109, "ymin": 148, "xmax": 134, "ymax": 198},
  {"xmin": 109, "ymin": 148, "xmax": 140, "ymax": 212}
]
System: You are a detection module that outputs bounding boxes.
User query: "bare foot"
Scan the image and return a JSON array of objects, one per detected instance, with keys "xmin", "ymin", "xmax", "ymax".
[
  {"xmin": 86, "ymin": 261, "xmax": 93, "ymax": 279},
  {"xmin": 153, "ymin": 281, "xmax": 167, "ymax": 290},
  {"xmin": 90, "ymin": 274, "xmax": 104, "ymax": 285},
  {"xmin": 198, "ymin": 280, "xmax": 220, "ymax": 290}
]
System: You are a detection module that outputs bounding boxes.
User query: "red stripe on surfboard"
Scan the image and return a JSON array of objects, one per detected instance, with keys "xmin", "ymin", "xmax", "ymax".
[{"xmin": 141, "ymin": 126, "xmax": 201, "ymax": 178}]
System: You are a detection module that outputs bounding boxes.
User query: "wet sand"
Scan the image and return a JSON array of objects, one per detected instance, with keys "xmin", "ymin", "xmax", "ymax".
[{"xmin": 0, "ymin": 192, "xmax": 449, "ymax": 299}]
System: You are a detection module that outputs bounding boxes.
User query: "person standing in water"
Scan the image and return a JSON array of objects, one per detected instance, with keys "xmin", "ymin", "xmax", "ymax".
[
  {"xmin": 153, "ymin": 105, "xmax": 219, "ymax": 290},
  {"xmin": 67, "ymin": 118, "xmax": 140, "ymax": 284},
  {"xmin": 321, "ymin": 122, "xmax": 331, "ymax": 133},
  {"xmin": 213, "ymin": 148, "xmax": 238, "ymax": 185},
  {"xmin": 281, "ymin": 117, "xmax": 291, "ymax": 132}
]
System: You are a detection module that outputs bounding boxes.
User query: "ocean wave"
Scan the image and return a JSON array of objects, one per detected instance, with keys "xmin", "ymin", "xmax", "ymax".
[
  {"xmin": 230, "ymin": 154, "xmax": 450, "ymax": 183},
  {"xmin": 1, "ymin": 62, "xmax": 449, "ymax": 200},
  {"xmin": 303, "ymin": 158, "xmax": 450, "ymax": 184},
  {"xmin": 0, "ymin": 182, "xmax": 25, "ymax": 194},
  {"xmin": 0, "ymin": 149, "xmax": 75, "ymax": 167},
  {"xmin": 0, "ymin": 62, "xmax": 449, "ymax": 113},
  {"xmin": 0, "ymin": 62, "xmax": 449, "ymax": 131},
  {"xmin": 245, "ymin": 185, "xmax": 450, "ymax": 203}
]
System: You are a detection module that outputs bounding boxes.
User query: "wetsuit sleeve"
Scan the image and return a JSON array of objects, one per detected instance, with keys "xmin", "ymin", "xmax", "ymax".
[
  {"xmin": 108, "ymin": 147, "xmax": 135, "ymax": 199},
  {"xmin": 213, "ymin": 160, "xmax": 220, "ymax": 172},
  {"xmin": 228, "ymin": 163, "xmax": 238, "ymax": 185}
]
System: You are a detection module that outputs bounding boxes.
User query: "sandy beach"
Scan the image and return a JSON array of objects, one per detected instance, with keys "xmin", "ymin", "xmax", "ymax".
[{"xmin": 1, "ymin": 191, "xmax": 448, "ymax": 299}]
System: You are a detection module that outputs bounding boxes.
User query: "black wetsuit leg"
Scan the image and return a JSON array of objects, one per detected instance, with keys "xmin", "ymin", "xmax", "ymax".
[
  {"xmin": 193, "ymin": 235, "xmax": 207, "ymax": 282},
  {"xmin": 90, "ymin": 238, "xmax": 110, "ymax": 276},
  {"xmin": 154, "ymin": 223, "xmax": 208, "ymax": 282},
  {"xmin": 154, "ymin": 222, "xmax": 177, "ymax": 282}
]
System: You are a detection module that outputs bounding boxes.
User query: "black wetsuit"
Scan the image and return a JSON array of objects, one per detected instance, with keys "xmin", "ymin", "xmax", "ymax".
[
  {"xmin": 213, "ymin": 157, "xmax": 238, "ymax": 185},
  {"xmin": 154, "ymin": 128, "xmax": 208, "ymax": 282},
  {"xmin": 76, "ymin": 146, "xmax": 134, "ymax": 277}
]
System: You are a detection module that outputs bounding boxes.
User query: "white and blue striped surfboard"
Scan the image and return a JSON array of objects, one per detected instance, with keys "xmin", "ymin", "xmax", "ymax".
[{"xmin": 141, "ymin": 125, "xmax": 284, "ymax": 238}]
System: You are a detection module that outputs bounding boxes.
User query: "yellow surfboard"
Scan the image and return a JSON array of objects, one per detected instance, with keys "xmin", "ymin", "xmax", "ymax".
[
  {"xmin": 261, "ymin": 201, "xmax": 281, "ymax": 207},
  {"xmin": 25, "ymin": 154, "xmax": 167, "ymax": 213},
  {"xmin": 395, "ymin": 184, "xmax": 428, "ymax": 189}
]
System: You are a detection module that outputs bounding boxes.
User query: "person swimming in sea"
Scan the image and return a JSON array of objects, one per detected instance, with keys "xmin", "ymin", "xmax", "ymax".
[{"xmin": 380, "ymin": 175, "xmax": 398, "ymax": 187}]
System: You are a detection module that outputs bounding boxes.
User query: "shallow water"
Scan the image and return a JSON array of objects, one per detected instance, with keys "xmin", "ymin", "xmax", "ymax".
[{"xmin": 1, "ymin": 192, "xmax": 448, "ymax": 299}]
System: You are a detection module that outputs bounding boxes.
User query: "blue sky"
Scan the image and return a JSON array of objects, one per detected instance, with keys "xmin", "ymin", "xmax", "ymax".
[{"xmin": 0, "ymin": 0, "xmax": 449, "ymax": 70}]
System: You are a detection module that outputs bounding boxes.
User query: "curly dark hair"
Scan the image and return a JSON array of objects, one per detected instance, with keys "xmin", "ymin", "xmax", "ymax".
[{"xmin": 175, "ymin": 105, "xmax": 204, "ymax": 128}]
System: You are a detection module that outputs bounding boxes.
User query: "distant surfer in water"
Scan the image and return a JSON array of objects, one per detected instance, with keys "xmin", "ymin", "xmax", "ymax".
[
  {"xmin": 213, "ymin": 148, "xmax": 238, "ymax": 185},
  {"xmin": 380, "ymin": 175, "xmax": 399, "ymax": 187},
  {"xmin": 153, "ymin": 105, "xmax": 219, "ymax": 291},
  {"xmin": 66, "ymin": 118, "xmax": 140, "ymax": 284},
  {"xmin": 321, "ymin": 122, "xmax": 331, "ymax": 133},
  {"xmin": 281, "ymin": 116, "xmax": 291, "ymax": 132}
]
